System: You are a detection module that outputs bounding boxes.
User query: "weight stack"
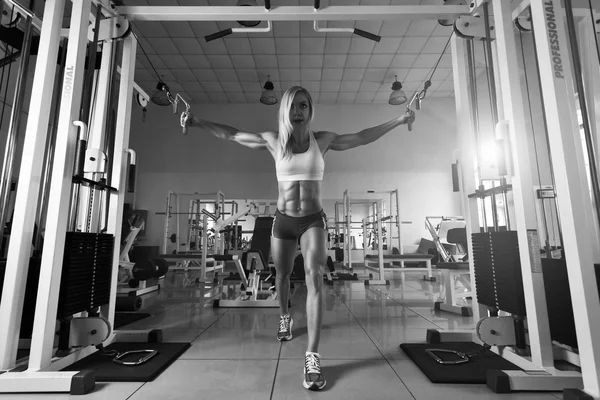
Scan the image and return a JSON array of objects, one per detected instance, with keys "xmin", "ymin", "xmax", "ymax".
[
  {"xmin": 471, "ymin": 232, "xmax": 497, "ymax": 309},
  {"xmin": 542, "ymin": 258, "xmax": 577, "ymax": 349},
  {"xmin": 57, "ymin": 233, "xmax": 114, "ymax": 319},
  {"xmin": 491, "ymin": 231, "xmax": 526, "ymax": 316}
]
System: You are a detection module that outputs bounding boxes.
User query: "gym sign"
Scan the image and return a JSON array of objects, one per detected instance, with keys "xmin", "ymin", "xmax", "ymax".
[
  {"xmin": 544, "ymin": 0, "xmax": 564, "ymax": 79},
  {"xmin": 63, "ymin": 66, "xmax": 74, "ymax": 99}
]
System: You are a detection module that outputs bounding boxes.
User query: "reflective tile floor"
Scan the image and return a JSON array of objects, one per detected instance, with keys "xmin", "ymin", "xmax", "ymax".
[{"xmin": 3, "ymin": 268, "xmax": 564, "ymax": 400}]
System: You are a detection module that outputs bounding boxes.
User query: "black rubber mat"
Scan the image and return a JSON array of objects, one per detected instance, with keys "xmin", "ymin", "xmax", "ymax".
[
  {"xmin": 63, "ymin": 342, "xmax": 190, "ymax": 382},
  {"xmin": 400, "ymin": 342, "xmax": 521, "ymax": 384},
  {"xmin": 113, "ymin": 312, "xmax": 151, "ymax": 329}
]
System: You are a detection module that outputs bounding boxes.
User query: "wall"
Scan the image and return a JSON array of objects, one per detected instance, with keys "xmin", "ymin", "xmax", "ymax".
[{"xmin": 128, "ymin": 98, "xmax": 462, "ymax": 249}]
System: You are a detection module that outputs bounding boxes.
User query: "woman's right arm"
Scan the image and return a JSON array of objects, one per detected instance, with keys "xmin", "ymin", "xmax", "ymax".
[{"xmin": 181, "ymin": 112, "xmax": 275, "ymax": 150}]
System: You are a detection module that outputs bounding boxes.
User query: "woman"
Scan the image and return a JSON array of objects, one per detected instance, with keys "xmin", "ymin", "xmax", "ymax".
[{"xmin": 180, "ymin": 86, "xmax": 415, "ymax": 391}]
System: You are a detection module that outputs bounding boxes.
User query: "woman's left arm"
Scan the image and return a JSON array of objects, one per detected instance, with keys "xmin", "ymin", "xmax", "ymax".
[{"xmin": 326, "ymin": 110, "xmax": 415, "ymax": 151}]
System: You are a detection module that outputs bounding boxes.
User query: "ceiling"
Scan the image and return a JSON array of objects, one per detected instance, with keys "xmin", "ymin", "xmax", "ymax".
[{"xmin": 127, "ymin": 0, "xmax": 464, "ymax": 105}]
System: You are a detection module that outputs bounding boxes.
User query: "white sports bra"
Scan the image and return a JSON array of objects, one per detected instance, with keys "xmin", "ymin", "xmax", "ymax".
[{"xmin": 275, "ymin": 131, "xmax": 324, "ymax": 182}]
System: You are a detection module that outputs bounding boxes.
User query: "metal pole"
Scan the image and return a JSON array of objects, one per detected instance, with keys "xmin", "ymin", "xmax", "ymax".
[
  {"xmin": 0, "ymin": 15, "xmax": 34, "ymax": 246},
  {"xmin": 564, "ymin": 0, "xmax": 600, "ymax": 235}
]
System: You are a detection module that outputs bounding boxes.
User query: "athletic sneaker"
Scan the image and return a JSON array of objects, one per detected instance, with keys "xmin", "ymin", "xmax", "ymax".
[
  {"xmin": 303, "ymin": 352, "xmax": 326, "ymax": 391},
  {"xmin": 277, "ymin": 314, "xmax": 293, "ymax": 341}
]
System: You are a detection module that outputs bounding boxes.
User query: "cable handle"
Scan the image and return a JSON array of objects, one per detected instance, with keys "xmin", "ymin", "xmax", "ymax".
[{"xmin": 171, "ymin": 94, "xmax": 191, "ymax": 135}]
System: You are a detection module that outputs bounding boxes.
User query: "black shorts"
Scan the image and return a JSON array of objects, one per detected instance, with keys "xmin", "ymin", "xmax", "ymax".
[{"xmin": 272, "ymin": 209, "xmax": 327, "ymax": 242}]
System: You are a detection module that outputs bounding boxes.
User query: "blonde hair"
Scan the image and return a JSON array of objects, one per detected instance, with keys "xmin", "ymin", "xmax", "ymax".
[{"xmin": 278, "ymin": 86, "xmax": 315, "ymax": 160}]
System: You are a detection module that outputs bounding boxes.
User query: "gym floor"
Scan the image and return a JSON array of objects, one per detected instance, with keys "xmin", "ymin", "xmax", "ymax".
[{"xmin": 4, "ymin": 269, "xmax": 564, "ymax": 400}]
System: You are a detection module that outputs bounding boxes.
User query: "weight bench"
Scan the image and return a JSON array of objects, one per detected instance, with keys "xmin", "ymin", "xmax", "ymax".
[
  {"xmin": 364, "ymin": 253, "xmax": 435, "ymax": 285},
  {"xmin": 217, "ymin": 217, "xmax": 282, "ymax": 308},
  {"xmin": 434, "ymin": 228, "xmax": 473, "ymax": 316}
]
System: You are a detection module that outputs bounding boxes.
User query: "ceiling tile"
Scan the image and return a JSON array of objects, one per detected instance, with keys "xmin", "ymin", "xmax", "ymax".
[
  {"xmin": 301, "ymin": 69, "xmax": 322, "ymax": 81},
  {"xmin": 319, "ymin": 92, "xmax": 338, "ymax": 103},
  {"xmin": 321, "ymin": 69, "xmax": 343, "ymax": 81},
  {"xmin": 300, "ymin": 21, "xmax": 321, "ymax": 38},
  {"xmin": 398, "ymin": 37, "xmax": 428, "ymax": 54},
  {"xmin": 405, "ymin": 68, "xmax": 431, "ymax": 82},
  {"xmin": 323, "ymin": 55, "xmax": 347, "ymax": 68},
  {"xmin": 149, "ymin": 38, "xmax": 180, "ymax": 55},
  {"xmin": 154, "ymin": 69, "xmax": 175, "ymax": 81},
  {"xmin": 189, "ymin": 21, "xmax": 220, "ymax": 37},
  {"xmin": 412, "ymin": 54, "xmax": 440, "ymax": 68},
  {"xmin": 301, "ymin": 81, "xmax": 321, "ymax": 92},
  {"xmin": 200, "ymin": 39, "xmax": 229, "ymax": 55},
  {"xmin": 372, "ymin": 37, "xmax": 402, "ymax": 54},
  {"xmin": 301, "ymin": 38, "xmax": 326, "ymax": 55},
  {"xmin": 405, "ymin": 20, "xmax": 438, "ymax": 37},
  {"xmin": 359, "ymin": 81, "xmax": 383, "ymax": 91},
  {"xmin": 231, "ymin": 55, "xmax": 256, "ymax": 69},
  {"xmin": 224, "ymin": 38, "xmax": 253, "ymax": 54},
  {"xmin": 430, "ymin": 91, "xmax": 453, "ymax": 97},
  {"xmin": 250, "ymin": 38, "xmax": 277, "ymax": 54},
  {"xmin": 137, "ymin": 38, "xmax": 156, "ymax": 55},
  {"xmin": 337, "ymin": 92, "xmax": 357, "ymax": 103},
  {"xmin": 172, "ymin": 38, "xmax": 204, "ymax": 55},
  {"xmin": 135, "ymin": 69, "xmax": 155, "ymax": 82},
  {"xmin": 136, "ymin": 56, "xmax": 152, "ymax": 70},
  {"xmin": 421, "ymin": 36, "xmax": 451, "ymax": 54},
  {"xmin": 236, "ymin": 69, "xmax": 259, "ymax": 81},
  {"xmin": 162, "ymin": 22, "xmax": 195, "ymax": 37},
  {"xmin": 324, "ymin": 38, "xmax": 352, "ymax": 54},
  {"xmin": 373, "ymin": 91, "xmax": 391, "ymax": 103},
  {"xmin": 207, "ymin": 55, "xmax": 234, "ymax": 69},
  {"xmin": 346, "ymin": 54, "xmax": 371, "ymax": 68},
  {"xmin": 208, "ymin": 92, "xmax": 229, "ymax": 102},
  {"xmin": 273, "ymin": 21, "xmax": 300, "ymax": 37},
  {"xmin": 301, "ymin": 55, "xmax": 324, "ymax": 69},
  {"xmin": 276, "ymin": 38, "xmax": 300, "ymax": 54},
  {"xmin": 215, "ymin": 69, "xmax": 239, "ymax": 82},
  {"xmin": 342, "ymin": 69, "xmax": 365, "ymax": 81},
  {"xmin": 402, "ymin": 81, "xmax": 423, "ymax": 92},
  {"xmin": 438, "ymin": 81, "xmax": 455, "ymax": 91},
  {"xmin": 278, "ymin": 55, "xmax": 300, "ymax": 68},
  {"xmin": 134, "ymin": 22, "xmax": 168, "ymax": 38},
  {"xmin": 184, "ymin": 82, "xmax": 204, "ymax": 91},
  {"xmin": 355, "ymin": 91, "xmax": 377, "ymax": 103},
  {"xmin": 193, "ymin": 69, "xmax": 218, "ymax": 81},
  {"xmin": 203, "ymin": 81, "xmax": 223, "ymax": 91},
  {"xmin": 367, "ymin": 54, "xmax": 393, "ymax": 68},
  {"xmin": 167, "ymin": 82, "xmax": 184, "ymax": 91},
  {"xmin": 431, "ymin": 68, "xmax": 451, "ymax": 80},
  {"xmin": 184, "ymin": 55, "xmax": 211, "ymax": 69},
  {"xmin": 258, "ymin": 71, "xmax": 280, "ymax": 82},
  {"xmin": 147, "ymin": 0, "xmax": 178, "ymax": 5},
  {"xmin": 379, "ymin": 20, "xmax": 410, "ymax": 37},
  {"xmin": 227, "ymin": 92, "xmax": 248, "ymax": 103},
  {"xmin": 390, "ymin": 53, "xmax": 417, "ymax": 68},
  {"xmin": 279, "ymin": 69, "xmax": 301, "ymax": 81},
  {"xmin": 355, "ymin": 20, "xmax": 383, "ymax": 35},
  {"xmin": 188, "ymin": 92, "xmax": 209, "ymax": 102},
  {"xmin": 431, "ymin": 24, "xmax": 454, "ymax": 37},
  {"xmin": 280, "ymin": 81, "xmax": 297, "ymax": 91},
  {"xmin": 241, "ymin": 81, "xmax": 262, "ymax": 91},
  {"xmin": 439, "ymin": 53, "xmax": 453, "ymax": 67},
  {"xmin": 387, "ymin": 68, "xmax": 410, "ymax": 81},
  {"xmin": 255, "ymin": 55, "xmax": 279, "ymax": 69},
  {"xmin": 145, "ymin": 54, "xmax": 167, "ymax": 70},
  {"xmin": 349, "ymin": 36, "xmax": 376, "ymax": 54},
  {"xmin": 363, "ymin": 69, "xmax": 387, "ymax": 82},
  {"xmin": 178, "ymin": 0, "xmax": 209, "ymax": 4},
  {"xmin": 160, "ymin": 54, "xmax": 189, "ymax": 69},
  {"xmin": 221, "ymin": 81, "xmax": 243, "ymax": 92},
  {"xmin": 171, "ymin": 69, "xmax": 196, "ymax": 81},
  {"xmin": 320, "ymin": 81, "xmax": 341, "ymax": 92},
  {"xmin": 340, "ymin": 81, "xmax": 361, "ymax": 91}
]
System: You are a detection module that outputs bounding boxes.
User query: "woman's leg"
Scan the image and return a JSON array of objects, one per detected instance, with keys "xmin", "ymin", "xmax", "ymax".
[
  {"xmin": 299, "ymin": 227, "xmax": 328, "ymax": 353},
  {"xmin": 271, "ymin": 235, "xmax": 297, "ymax": 316}
]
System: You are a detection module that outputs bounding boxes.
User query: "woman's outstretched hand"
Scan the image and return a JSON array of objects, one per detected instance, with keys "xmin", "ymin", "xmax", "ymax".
[
  {"xmin": 180, "ymin": 111, "xmax": 194, "ymax": 132},
  {"xmin": 399, "ymin": 109, "xmax": 416, "ymax": 125}
]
